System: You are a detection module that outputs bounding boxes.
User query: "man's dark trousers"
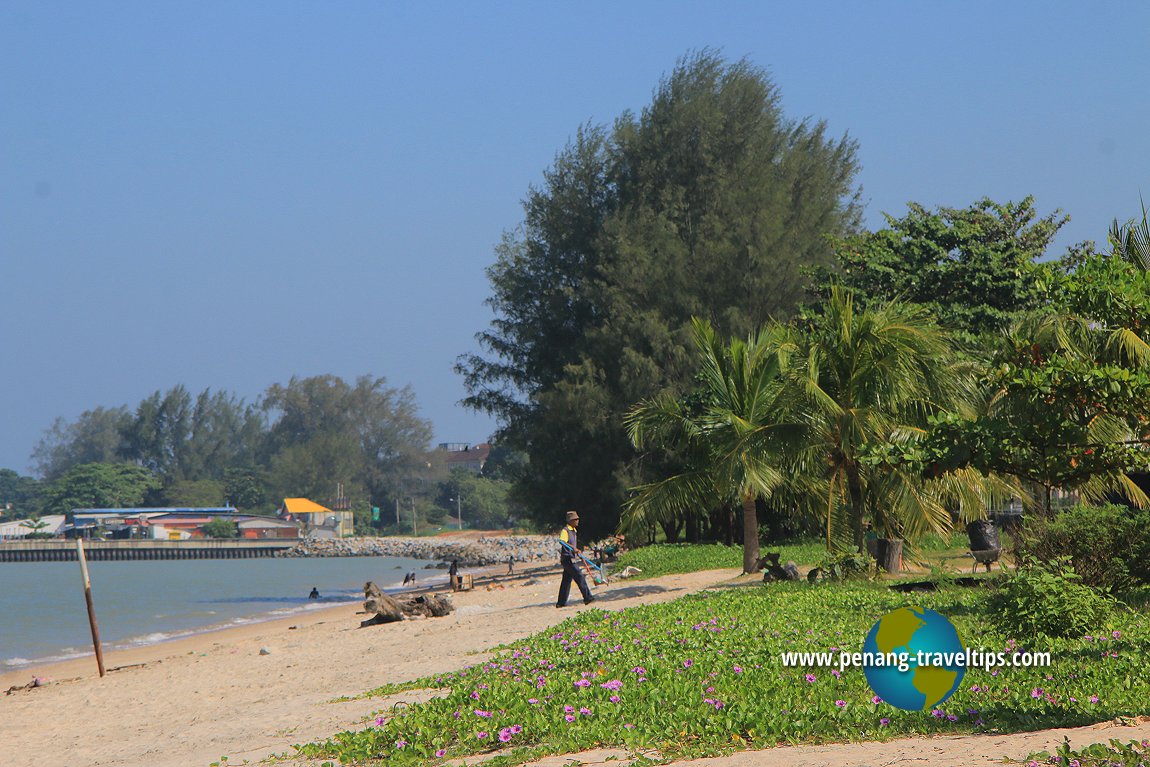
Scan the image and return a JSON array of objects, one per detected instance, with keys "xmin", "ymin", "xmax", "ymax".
[{"xmin": 557, "ymin": 559, "xmax": 594, "ymax": 606}]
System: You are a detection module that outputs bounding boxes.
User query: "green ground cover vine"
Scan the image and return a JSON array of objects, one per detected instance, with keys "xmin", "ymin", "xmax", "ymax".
[{"xmin": 293, "ymin": 581, "xmax": 1149, "ymax": 765}]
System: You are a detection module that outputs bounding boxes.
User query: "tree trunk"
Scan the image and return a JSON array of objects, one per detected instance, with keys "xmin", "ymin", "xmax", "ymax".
[
  {"xmin": 875, "ymin": 538, "xmax": 903, "ymax": 574},
  {"xmin": 741, "ymin": 494, "xmax": 760, "ymax": 574},
  {"xmin": 686, "ymin": 508, "xmax": 700, "ymax": 543},
  {"xmin": 846, "ymin": 466, "xmax": 866, "ymax": 553},
  {"xmin": 659, "ymin": 518, "xmax": 682, "ymax": 543}
]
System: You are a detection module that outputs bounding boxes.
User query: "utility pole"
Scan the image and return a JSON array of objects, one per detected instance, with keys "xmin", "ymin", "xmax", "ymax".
[
  {"xmin": 411, "ymin": 496, "xmax": 417, "ymax": 536},
  {"xmin": 456, "ymin": 493, "xmax": 463, "ymax": 531}
]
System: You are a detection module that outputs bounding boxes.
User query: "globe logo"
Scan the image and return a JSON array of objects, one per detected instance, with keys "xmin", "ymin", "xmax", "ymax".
[{"xmin": 862, "ymin": 607, "xmax": 966, "ymax": 711}]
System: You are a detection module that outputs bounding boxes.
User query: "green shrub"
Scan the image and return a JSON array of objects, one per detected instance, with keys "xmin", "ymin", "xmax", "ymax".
[
  {"xmin": 817, "ymin": 551, "xmax": 873, "ymax": 580},
  {"xmin": 1025, "ymin": 736, "xmax": 1149, "ymax": 767},
  {"xmin": 1017, "ymin": 504, "xmax": 1150, "ymax": 590},
  {"xmin": 987, "ymin": 557, "xmax": 1114, "ymax": 639}
]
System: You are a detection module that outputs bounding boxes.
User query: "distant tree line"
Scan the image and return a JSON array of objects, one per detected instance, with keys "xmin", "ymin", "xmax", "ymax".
[{"xmin": 1, "ymin": 375, "xmax": 519, "ymax": 532}]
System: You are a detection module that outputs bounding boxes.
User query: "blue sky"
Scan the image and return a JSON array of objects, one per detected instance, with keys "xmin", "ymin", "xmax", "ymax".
[{"xmin": 2, "ymin": 2, "xmax": 1148, "ymax": 474}]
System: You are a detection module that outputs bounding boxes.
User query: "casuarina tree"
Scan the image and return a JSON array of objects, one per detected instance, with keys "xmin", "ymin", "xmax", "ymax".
[{"xmin": 458, "ymin": 51, "xmax": 862, "ymax": 537}]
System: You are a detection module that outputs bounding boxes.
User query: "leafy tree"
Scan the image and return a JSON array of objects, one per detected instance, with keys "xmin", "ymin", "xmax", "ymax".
[
  {"xmin": 262, "ymin": 375, "xmax": 434, "ymax": 511},
  {"xmin": 921, "ymin": 261, "xmax": 1150, "ymax": 515},
  {"xmin": 41, "ymin": 462, "xmax": 161, "ymax": 515},
  {"xmin": 120, "ymin": 386, "xmax": 263, "ymax": 483},
  {"xmin": 223, "ymin": 467, "xmax": 268, "ymax": 512},
  {"xmin": 459, "ymin": 51, "xmax": 862, "ymax": 538},
  {"xmin": 201, "ymin": 517, "xmax": 239, "ymax": 539},
  {"xmin": 31, "ymin": 405, "xmax": 132, "ymax": 480},
  {"xmin": 625, "ymin": 318, "xmax": 794, "ymax": 573},
  {"xmin": 436, "ymin": 469, "xmax": 517, "ymax": 530},
  {"xmin": 809, "ymin": 197, "xmax": 1066, "ymax": 339},
  {"xmin": 160, "ymin": 479, "xmax": 226, "ymax": 508},
  {"xmin": 0, "ymin": 469, "xmax": 43, "ymax": 519}
]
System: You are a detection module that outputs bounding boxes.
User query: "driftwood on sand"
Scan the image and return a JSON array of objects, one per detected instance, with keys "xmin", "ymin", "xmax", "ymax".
[{"xmin": 360, "ymin": 581, "xmax": 454, "ymax": 627}]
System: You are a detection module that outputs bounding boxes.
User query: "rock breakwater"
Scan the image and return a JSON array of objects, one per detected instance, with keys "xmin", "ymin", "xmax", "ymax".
[{"xmin": 278, "ymin": 535, "xmax": 558, "ymax": 567}]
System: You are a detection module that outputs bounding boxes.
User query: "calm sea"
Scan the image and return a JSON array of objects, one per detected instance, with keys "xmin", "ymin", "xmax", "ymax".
[{"xmin": 0, "ymin": 555, "xmax": 439, "ymax": 669}]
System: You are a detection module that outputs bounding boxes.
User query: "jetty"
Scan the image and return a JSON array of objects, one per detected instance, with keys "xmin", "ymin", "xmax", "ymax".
[{"xmin": 0, "ymin": 539, "xmax": 295, "ymax": 562}]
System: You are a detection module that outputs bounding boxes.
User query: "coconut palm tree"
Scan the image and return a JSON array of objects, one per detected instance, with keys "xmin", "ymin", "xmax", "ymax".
[
  {"xmin": 1109, "ymin": 199, "xmax": 1150, "ymax": 271},
  {"xmin": 623, "ymin": 317, "xmax": 796, "ymax": 573},
  {"xmin": 780, "ymin": 287, "xmax": 994, "ymax": 553}
]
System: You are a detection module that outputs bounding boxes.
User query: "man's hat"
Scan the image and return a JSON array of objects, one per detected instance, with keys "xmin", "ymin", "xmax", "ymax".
[{"xmin": 565, "ymin": 510, "xmax": 580, "ymax": 522}]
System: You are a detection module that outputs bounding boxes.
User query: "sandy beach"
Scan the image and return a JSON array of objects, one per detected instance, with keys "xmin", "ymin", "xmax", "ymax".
[{"xmin": 4, "ymin": 562, "xmax": 1148, "ymax": 767}]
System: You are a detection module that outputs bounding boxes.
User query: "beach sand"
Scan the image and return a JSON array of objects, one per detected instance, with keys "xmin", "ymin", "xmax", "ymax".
[{"xmin": 4, "ymin": 563, "xmax": 1148, "ymax": 767}]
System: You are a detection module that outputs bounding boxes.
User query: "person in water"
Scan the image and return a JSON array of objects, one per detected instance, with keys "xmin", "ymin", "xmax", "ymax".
[{"xmin": 308, "ymin": 587, "xmax": 319, "ymax": 599}]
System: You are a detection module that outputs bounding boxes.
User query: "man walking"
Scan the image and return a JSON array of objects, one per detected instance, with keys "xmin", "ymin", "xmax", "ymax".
[{"xmin": 556, "ymin": 510, "xmax": 595, "ymax": 607}]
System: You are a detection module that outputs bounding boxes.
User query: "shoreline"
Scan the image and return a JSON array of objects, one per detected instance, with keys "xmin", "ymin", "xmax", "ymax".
[
  {"xmin": 1, "ymin": 534, "xmax": 548, "ymax": 675},
  {"xmin": 0, "ymin": 560, "xmax": 508, "ymax": 690}
]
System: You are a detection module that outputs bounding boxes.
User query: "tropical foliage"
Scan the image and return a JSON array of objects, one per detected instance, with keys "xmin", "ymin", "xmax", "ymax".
[
  {"xmin": 807, "ymin": 196, "xmax": 1066, "ymax": 339},
  {"xmin": 626, "ymin": 289, "xmax": 1012, "ymax": 556}
]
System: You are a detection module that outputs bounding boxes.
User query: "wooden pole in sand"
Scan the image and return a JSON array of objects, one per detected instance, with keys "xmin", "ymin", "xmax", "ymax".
[{"xmin": 76, "ymin": 539, "xmax": 106, "ymax": 677}]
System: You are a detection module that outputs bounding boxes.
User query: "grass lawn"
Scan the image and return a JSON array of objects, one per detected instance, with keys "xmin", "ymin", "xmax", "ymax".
[
  {"xmin": 294, "ymin": 572, "xmax": 1150, "ymax": 766},
  {"xmin": 612, "ymin": 540, "xmax": 825, "ymax": 579}
]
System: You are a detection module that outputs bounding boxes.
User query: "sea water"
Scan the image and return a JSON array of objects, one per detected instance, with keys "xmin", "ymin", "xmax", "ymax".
[{"xmin": 0, "ymin": 555, "xmax": 439, "ymax": 669}]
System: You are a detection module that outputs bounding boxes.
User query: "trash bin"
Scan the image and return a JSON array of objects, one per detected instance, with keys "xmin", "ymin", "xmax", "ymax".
[{"xmin": 966, "ymin": 519, "xmax": 1000, "ymax": 552}]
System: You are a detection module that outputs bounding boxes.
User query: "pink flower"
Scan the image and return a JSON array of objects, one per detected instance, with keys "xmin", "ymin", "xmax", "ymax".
[
  {"xmin": 499, "ymin": 728, "xmax": 512, "ymax": 743},
  {"xmin": 564, "ymin": 714, "xmax": 576, "ymax": 722},
  {"xmin": 831, "ymin": 669, "xmax": 841, "ymax": 679},
  {"xmin": 733, "ymin": 665, "xmax": 743, "ymax": 673},
  {"xmin": 476, "ymin": 731, "xmax": 488, "ymax": 739},
  {"xmin": 528, "ymin": 698, "xmax": 539, "ymax": 705},
  {"xmin": 1089, "ymin": 695, "xmax": 1099, "ymax": 703},
  {"xmin": 1030, "ymin": 688, "xmax": 1043, "ymax": 699},
  {"xmin": 871, "ymin": 695, "xmax": 882, "ymax": 704},
  {"xmin": 805, "ymin": 673, "xmax": 816, "ymax": 683},
  {"xmin": 631, "ymin": 666, "xmax": 647, "ymax": 674},
  {"xmin": 600, "ymin": 679, "xmax": 623, "ymax": 691},
  {"xmin": 435, "ymin": 748, "xmax": 447, "ymax": 757},
  {"xmin": 610, "ymin": 695, "xmax": 620, "ymax": 703},
  {"xmin": 574, "ymin": 679, "xmax": 591, "ymax": 688},
  {"xmin": 470, "ymin": 691, "xmax": 481, "ymax": 699},
  {"xmin": 510, "ymin": 725, "xmax": 522, "ymax": 734},
  {"xmin": 475, "ymin": 709, "xmax": 492, "ymax": 718},
  {"xmin": 683, "ymin": 659, "xmax": 693, "ymax": 668},
  {"xmin": 395, "ymin": 739, "xmax": 407, "ymax": 749},
  {"xmin": 374, "ymin": 716, "xmax": 385, "ymax": 726},
  {"xmin": 879, "ymin": 717, "xmax": 890, "ymax": 726},
  {"xmin": 835, "ymin": 699, "xmax": 846, "ymax": 708},
  {"xmin": 564, "ymin": 705, "xmax": 575, "ymax": 713},
  {"xmin": 580, "ymin": 707, "xmax": 592, "ymax": 715}
]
